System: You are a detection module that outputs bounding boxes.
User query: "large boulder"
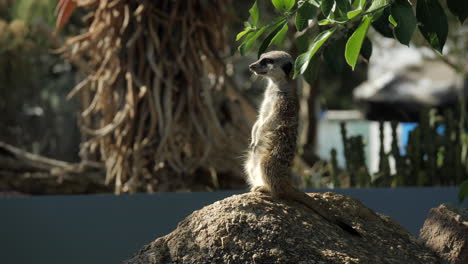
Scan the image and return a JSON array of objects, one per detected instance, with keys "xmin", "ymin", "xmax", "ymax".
[
  {"xmin": 125, "ymin": 192, "xmax": 442, "ymax": 264},
  {"xmin": 419, "ymin": 204, "xmax": 468, "ymax": 264}
]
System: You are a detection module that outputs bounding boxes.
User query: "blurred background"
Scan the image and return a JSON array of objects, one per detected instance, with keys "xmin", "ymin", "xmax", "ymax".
[{"xmin": 1, "ymin": 0, "xmax": 467, "ymax": 196}]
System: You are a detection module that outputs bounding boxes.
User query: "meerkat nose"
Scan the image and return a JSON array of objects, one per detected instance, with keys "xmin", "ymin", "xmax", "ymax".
[{"xmin": 248, "ymin": 64, "xmax": 257, "ymax": 73}]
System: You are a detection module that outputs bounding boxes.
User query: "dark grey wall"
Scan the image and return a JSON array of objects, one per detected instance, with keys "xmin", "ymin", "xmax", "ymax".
[{"xmin": 0, "ymin": 187, "xmax": 466, "ymax": 264}]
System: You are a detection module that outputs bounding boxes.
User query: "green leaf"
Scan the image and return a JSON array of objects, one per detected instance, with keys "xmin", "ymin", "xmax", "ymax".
[
  {"xmin": 347, "ymin": 0, "xmax": 368, "ymax": 19},
  {"xmin": 293, "ymin": 27, "xmax": 337, "ymax": 78},
  {"xmin": 294, "ymin": 53, "xmax": 312, "ymax": 78},
  {"xmin": 318, "ymin": 17, "xmax": 347, "ymax": 25},
  {"xmin": 324, "ymin": 38, "xmax": 346, "ymax": 73},
  {"xmin": 272, "ymin": 0, "xmax": 296, "ymax": 13},
  {"xmin": 416, "ymin": 0, "xmax": 448, "ymax": 53},
  {"xmin": 372, "ymin": 7, "xmax": 393, "ymax": 38},
  {"xmin": 307, "ymin": 0, "xmax": 320, "ymax": 8},
  {"xmin": 320, "ymin": 0, "xmax": 335, "ymax": 17},
  {"xmin": 360, "ymin": 37, "xmax": 372, "ymax": 61},
  {"xmin": 351, "ymin": 0, "xmax": 359, "ymax": 8},
  {"xmin": 345, "ymin": 16, "xmax": 371, "ymax": 70},
  {"xmin": 295, "ymin": 30, "xmax": 310, "ymax": 53},
  {"xmin": 367, "ymin": 0, "xmax": 388, "ymax": 13},
  {"xmin": 236, "ymin": 28, "xmax": 252, "ymax": 41},
  {"xmin": 347, "ymin": 9, "xmax": 362, "ymax": 19},
  {"xmin": 370, "ymin": 7, "xmax": 385, "ymax": 22},
  {"xmin": 238, "ymin": 32, "xmax": 254, "ymax": 54},
  {"xmin": 351, "ymin": 0, "xmax": 366, "ymax": 9},
  {"xmin": 238, "ymin": 26, "xmax": 268, "ymax": 55},
  {"xmin": 258, "ymin": 21, "xmax": 287, "ymax": 57},
  {"xmin": 271, "ymin": 23, "xmax": 288, "ymax": 45},
  {"xmin": 302, "ymin": 55, "xmax": 320, "ymax": 84},
  {"xmin": 358, "ymin": 0, "xmax": 367, "ymax": 9},
  {"xmin": 388, "ymin": 15, "xmax": 397, "ymax": 27},
  {"xmin": 336, "ymin": 0, "xmax": 352, "ymax": 14},
  {"xmin": 391, "ymin": 0, "xmax": 416, "ymax": 46},
  {"xmin": 458, "ymin": 180, "xmax": 468, "ymax": 204},
  {"xmin": 318, "ymin": 18, "xmax": 332, "ymax": 25},
  {"xmin": 447, "ymin": 0, "xmax": 468, "ymax": 24},
  {"xmin": 249, "ymin": 1, "xmax": 260, "ymax": 27},
  {"xmin": 295, "ymin": 1, "xmax": 317, "ymax": 31}
]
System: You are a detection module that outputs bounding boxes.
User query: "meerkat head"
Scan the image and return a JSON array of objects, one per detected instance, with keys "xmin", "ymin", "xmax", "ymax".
[{"xmin": 249, "ymin": 51, "xmax": 293, "ymax": 82}]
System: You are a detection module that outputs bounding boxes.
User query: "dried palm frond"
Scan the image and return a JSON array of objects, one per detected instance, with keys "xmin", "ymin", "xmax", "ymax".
[{"xmin": 60, "ymin": 0, "xmax": 250, "ymax": 193}]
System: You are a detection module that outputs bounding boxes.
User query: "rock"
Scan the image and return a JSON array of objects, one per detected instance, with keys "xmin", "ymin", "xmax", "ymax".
[
  {"xmin": 419, "ymin": 204, "xmax": 468, "ymax": 264},
  {"xmin": 125, "ymin": 192, "xmax": 442, "ymax": 264}
]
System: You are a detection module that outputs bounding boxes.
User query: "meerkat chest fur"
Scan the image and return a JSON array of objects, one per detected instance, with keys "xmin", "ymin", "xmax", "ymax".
[
  {"xmin": 257, "ymin": 79, "xmax": 298, "ymax": 152},
  {"xmin": 245, "ymin": 77, "xmax": 298, "ymax": 189}
]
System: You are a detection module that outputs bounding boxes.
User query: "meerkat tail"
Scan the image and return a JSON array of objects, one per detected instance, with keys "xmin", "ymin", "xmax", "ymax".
[
  {"xmin": 335, "ymin": 219, "xmax": 361, "ymax": 237},
  {"xmin": 286, "ymin": 186, "xmax": 360, "ymax": 236}
]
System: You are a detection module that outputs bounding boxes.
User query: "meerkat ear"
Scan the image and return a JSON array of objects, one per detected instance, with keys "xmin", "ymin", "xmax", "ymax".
[{"xmin": 282, "ymin": 62, "xmax": 293, "ymax": 77}]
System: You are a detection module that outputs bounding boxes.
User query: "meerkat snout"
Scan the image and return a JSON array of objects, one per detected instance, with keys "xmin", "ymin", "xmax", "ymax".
[{"xmin": 248, "ymin": 62, "xmax": 265, "ymax": 75}]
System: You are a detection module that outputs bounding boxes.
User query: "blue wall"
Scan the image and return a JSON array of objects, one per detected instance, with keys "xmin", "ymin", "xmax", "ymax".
[{"xmin": 0, "ymin": 187, "xmax": 465, "ymax": 264}]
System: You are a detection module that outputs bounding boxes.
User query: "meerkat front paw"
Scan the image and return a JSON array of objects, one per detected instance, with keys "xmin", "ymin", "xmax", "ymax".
[{"xmin": 251, "ymin": 185, "xmax": 270, "ymax": 194}]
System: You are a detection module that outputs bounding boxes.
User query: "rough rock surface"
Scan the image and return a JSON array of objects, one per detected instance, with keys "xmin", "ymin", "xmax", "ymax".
[
  {"xmin": 125, "ymin": 192, "xmax": 442, "ymax": 264},
  {"xmin": 419, "ymin": 204, "xmax": 468, "ymax": 264}
]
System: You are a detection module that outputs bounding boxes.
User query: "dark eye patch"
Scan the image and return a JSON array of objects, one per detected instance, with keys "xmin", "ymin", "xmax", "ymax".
[
  {"xmin": 282, "ymin": 62, "xmax": 293, "ymax": 76},
  {"xmin": 260, "ymin": 58, "xmax": 274, "ymax": 65}
]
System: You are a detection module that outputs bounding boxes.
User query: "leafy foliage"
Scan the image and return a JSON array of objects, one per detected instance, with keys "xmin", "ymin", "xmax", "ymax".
[
  {"xmin": 391, "ymin": 0, "xmax": 416, "ymax": 46},
  {"xmin": 345, "ymin": 16, "xmax": 371, "ymax": 70},
  {"xmin": 249, "ymin": 1, "xmax": 259, "ymax": 27},
  {"xmin": 416, "ymin": 0, "xmax": 448, "ymax": 53},
  {"xmin": 295, "ymin": 1, "xmax": 316, "ymax": 31},
  {"xmin": 272, "ymin": 0, "xmax": 296, "ymax": 13},
  {"xmin": 294, "ymin": 27, "xmax": 336, "ymax": 78},
  {"xmin": 258, "ymin": 20, "xmax": 288, "ymax": 57},
  {"xmin": 237, "ymin": 0, "xmax": 465, "ymax": 77},
  {"xmin": 447, "ymin": 0, "xmax": 468, "ymax": 24}
]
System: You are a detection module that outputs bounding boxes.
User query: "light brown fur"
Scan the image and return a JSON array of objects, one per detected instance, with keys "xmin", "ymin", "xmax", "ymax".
[{"xmin": 245, "ymin": 51, "xmax": 359, "ymax": 235}]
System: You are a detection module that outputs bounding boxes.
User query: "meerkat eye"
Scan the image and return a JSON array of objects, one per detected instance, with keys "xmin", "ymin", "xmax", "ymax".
[{"xmin": 260, "ymin": 58, "xmax": 274, "ymax": 65}]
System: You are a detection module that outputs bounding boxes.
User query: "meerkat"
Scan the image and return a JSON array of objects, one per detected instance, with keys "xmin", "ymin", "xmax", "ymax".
[{"xmin": 245, "ymin": 51, "xmax": 359, "ymax": 235}]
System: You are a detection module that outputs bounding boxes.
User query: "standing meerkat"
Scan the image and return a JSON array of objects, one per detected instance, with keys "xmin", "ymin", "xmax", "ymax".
[{"xmin": 245, "ymin": 51, "xmax": 358, "ymax": 235}]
